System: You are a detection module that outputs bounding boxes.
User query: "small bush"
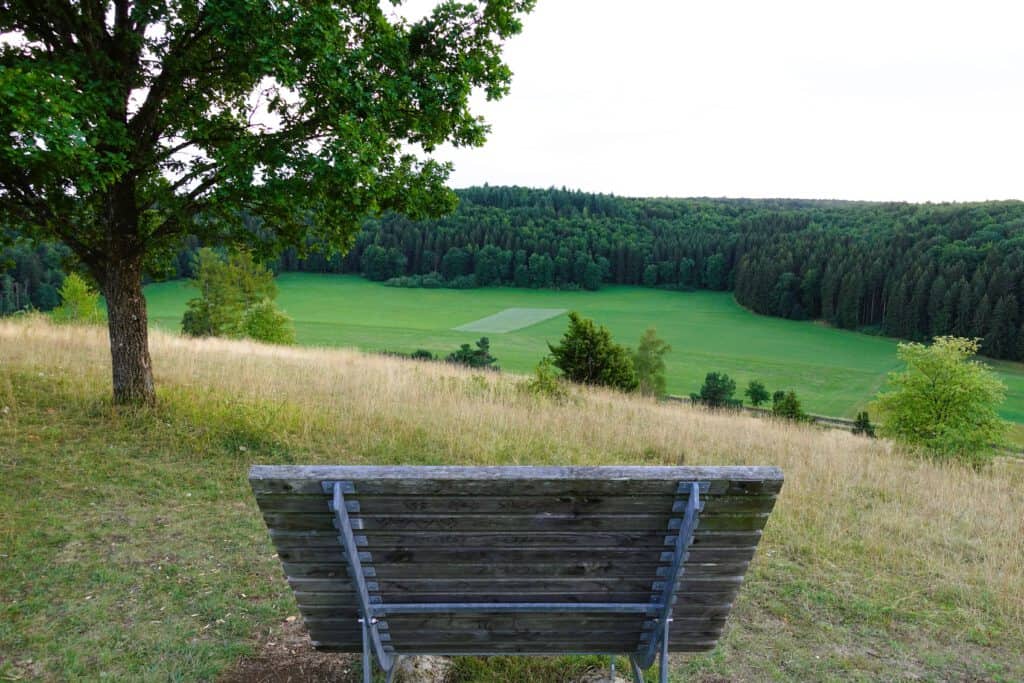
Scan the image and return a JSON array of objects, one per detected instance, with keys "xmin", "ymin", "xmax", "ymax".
[
  {"xmin": 240, "ymin": 299, "xmax": 296, "ymax": 345},
  {"xmin": 692, "ymin": 372, "xmax": 738, "ymax": 408},
  {"xmin": 772, "ymin": 389, "xmax": 807, "ymax": 421},
  {"xmin": 852, "ymin": 411, "xmax": 876, "ymax": 437},
  {"xmin": 447, "ymin": 337, "xmax": 498, "ymax": 369},
  {"xmin": 50, "ymin": 273, "xmax": 105, "ymax": 325},
  {"xmin": 521, "ymin": 356, "xmax": 569, "ymax": 402},
  {"xmin": 745, "ymin": 379, "xmax": 770, "ymax": 407}
]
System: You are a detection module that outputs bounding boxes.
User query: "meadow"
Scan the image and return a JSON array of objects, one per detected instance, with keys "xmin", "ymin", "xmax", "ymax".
[
  {"xmin": 145, "ymin": 273, "xmax": 1024, "ymax": 423},
  {"xmin": 1, "ymin": 317, "xmax": 1022, "ymax": 681}
]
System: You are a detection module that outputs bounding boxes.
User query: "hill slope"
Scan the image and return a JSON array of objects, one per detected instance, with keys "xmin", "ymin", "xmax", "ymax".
[{"xmin": 1, "ymin": 318, "xmax": 1022, "ymax": 681}]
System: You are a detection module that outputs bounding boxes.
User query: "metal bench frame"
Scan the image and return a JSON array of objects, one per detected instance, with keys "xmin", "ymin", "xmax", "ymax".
[{"xmin": 322, "ymin": 479, "xmax": 706, "ymax": 683}]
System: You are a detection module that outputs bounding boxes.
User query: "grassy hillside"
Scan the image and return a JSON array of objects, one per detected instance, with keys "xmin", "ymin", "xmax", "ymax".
[
  {"xmin": 2, "ymin": 318, "xmax": 1022, "ymax": 681},
  {"xmin": 145, "ymin": 273, "xmax": 1024, "ymax": 422}
]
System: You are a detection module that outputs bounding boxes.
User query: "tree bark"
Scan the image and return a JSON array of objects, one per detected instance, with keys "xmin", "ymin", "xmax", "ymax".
[{"xmin": 103, "ymin": 252, "xmax": 156, "ymax": 406}]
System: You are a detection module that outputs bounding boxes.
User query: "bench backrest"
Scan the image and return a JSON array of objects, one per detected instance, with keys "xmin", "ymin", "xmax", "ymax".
[{"xmin": 250, "ymin": 465, "xmax": 783, "ymax": 659}]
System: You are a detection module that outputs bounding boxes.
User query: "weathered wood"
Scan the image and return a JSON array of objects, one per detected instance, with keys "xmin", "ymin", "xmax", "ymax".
[
  {"xmin": 282, "ymin": 560, "xmax": 704, "ymax": 579},
  {"xmin": 251, "ymin": 464, "xmax": 782, "ymax": 662},
  {"xmin": 261, "ymin": 511, "xmax": 770, "ymax": 533},
  {"xmin": 289, "ymin": 578, "xmax": 665, "ymax": 594},
  {"xmin": 274, "ymin": 545, "xmax": 758, "ymax": 566},
  {"xmin": 258, "ymin": 493, "xmax": 777, "ymax": 515},
  {"xmin": 266, "ymin": 529, "xmax": 763, "ymax": 548},
  {"xmin": 305, "ymin": 614, "xmax": 666, "ymax": 630},
  {"xmin": 250, "ymin": 465, "xmax": 783, "ymax": 497}
]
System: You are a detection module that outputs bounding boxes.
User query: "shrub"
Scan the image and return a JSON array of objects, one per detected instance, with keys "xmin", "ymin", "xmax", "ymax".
[
  {"xmin": 691, "ymin": 372, "xmax": 738, "ymax": 408},
  {"xmin": 852, "ymin": 411, "xmax": 876, "ymax": 437},
  {"xmin": 744, "ymin": 379, "xmax": 770, "ymax": 407},
  {"xmin": 521, "ymin": 356, "xmax": 569, "ymax": 401},
  {"xmin": 772, "ymin": 389, "xmax": 807, "ymax": 421},
  {"xmin": 240, "ymin": 299, "xmax": 296, "ymax": 345},
  {"xmin": 548, "ymin": 312, "xmax": 638, "ymax": 392},
  {"xmin": 873, "ymin": 336, "xmax": 1007, "ymax": 465},
  {"xmin": 50, "ymin": 273, "xmax": 105, "ymax": 325},
  {"xmin": 446, "ymin": 337, "xmax": 498, "ymax": 369}
]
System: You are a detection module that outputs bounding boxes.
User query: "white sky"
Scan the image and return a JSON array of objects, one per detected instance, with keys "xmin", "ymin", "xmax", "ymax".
[{"xmin": 406, "ymin": 0, "xmax": 1024, "ymax": 202}]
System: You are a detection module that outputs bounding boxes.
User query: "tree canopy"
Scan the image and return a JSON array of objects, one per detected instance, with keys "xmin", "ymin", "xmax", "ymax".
[{"xmin": 0, "ymin": 0, "xmax": 534, "ymax": 403}]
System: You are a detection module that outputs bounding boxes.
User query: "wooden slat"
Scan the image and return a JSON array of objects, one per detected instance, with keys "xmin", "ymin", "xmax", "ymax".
[
  {"xmin": 274, "ymin": 545, "xmax": 758, "ymax": 566},
  {"xmin": 258, "ymin": 494, "xmax": 777, "ymax": 515},
  {"xmin": 260, "ymin": 511, "xmax": 769, "ymax": 533},
  {"xmin": 250, "ymin": 467, "xmax": 783, "ymax": 498},
  {"xmin": 289, "ymin": 578, "xmax": 663, "ymax": 593},
  {"xmin": 305, "ymin": 614, "xmax": 663, "ymax": 630},
  {"xmin": 282, "ymin": 560, "xmax": 676, "ymax": 579},
  {"xmin": 266, "ymin": 529, "xmax": 763, "ymax": 548}
]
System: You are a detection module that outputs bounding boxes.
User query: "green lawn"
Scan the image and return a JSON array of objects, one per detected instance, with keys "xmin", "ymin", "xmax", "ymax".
[{"xmin": 145, "ymin": 273, "xmax": 1024, "ymax": 422}]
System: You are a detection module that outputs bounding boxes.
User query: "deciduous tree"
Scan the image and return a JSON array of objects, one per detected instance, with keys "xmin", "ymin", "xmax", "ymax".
[
  {"xmin": 0, "ymin": 0, "xmax": 533, "ymax": 403},
  {"xmin": 633, "ymin": 327, "xmax": 671, "ymax": 397},
  {"xmin": 873, "ymin": 337, "xmax": 1007, "ymax": 464}
]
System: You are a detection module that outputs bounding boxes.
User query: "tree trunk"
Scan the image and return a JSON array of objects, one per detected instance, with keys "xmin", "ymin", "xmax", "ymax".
[{"xmin": 103, "ymin": 253, "xmax": 156, "ymax": 406}]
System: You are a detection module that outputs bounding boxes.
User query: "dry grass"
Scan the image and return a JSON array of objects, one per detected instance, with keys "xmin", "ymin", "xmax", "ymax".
[{"xmin": 3, "ymin": 316, "xmax": 1023, "ymax": 680}]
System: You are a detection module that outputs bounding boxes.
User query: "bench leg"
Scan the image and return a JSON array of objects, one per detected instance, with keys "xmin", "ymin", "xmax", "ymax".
[
  {"xmin": 659, "ymin": 618, "xmax": 671, "ymax": 683},
  {"xmin": 629, "ymin": 654, "xmax": 644, "ymax": 683},
  {"xmin": 360, "ymin": 618, "xmax": 372, "ymax": 683}
]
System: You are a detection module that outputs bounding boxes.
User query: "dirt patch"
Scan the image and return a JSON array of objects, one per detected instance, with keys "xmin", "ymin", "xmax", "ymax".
[{"xmin": 219, "ymin": 618, "xmax": 358, "ymax": 683}]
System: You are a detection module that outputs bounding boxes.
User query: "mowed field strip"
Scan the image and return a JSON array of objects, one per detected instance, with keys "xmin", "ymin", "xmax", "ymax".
[
  {"xmin": 144, "ymin": 273, "xmax": 1024, "ymax": 423},
  {"xmin": 454, "ymin": 307, "xmax": 566, "ymax": 333}
]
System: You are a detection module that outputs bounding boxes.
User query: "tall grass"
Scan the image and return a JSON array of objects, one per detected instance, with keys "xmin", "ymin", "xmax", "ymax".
[{"xmin": 2, "ymin": 316, "xmax": 1022, "ymax": 680}]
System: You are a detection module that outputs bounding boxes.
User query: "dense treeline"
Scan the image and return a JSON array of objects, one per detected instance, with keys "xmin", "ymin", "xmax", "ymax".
[
  {"xmin": 0, "ymin": 241, "xmax": 70, "ymax": 314},
  {"xmin": 274, "ymin": 186, "xmax": 1024, "ymax": 360},
  {"xmin": 5, "ymin": 186, "xmax": 1024, "ymax": 360}
]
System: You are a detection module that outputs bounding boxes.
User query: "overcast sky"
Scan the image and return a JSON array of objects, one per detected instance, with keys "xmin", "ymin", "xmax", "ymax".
[{"xmin": 406, "ymin": 0, "xmax": 1024, "ymax": 202}]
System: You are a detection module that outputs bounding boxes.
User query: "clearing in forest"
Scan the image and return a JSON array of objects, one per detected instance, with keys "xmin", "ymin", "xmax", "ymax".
[{"xmin": 454, "ymin": 307, "xmax": 566, "ymax": 333}]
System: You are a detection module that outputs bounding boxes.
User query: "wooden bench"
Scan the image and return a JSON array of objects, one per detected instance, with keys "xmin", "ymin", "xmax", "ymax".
[{"xmin": 250, "ymin": 465, "xmax": 783, "ymax": 682}]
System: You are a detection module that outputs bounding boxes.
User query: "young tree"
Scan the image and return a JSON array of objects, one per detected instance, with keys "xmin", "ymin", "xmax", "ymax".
[
  {"xmin": 633, "ymin": 327, "xmax": 671, "ymax": 397},
  {"xmin": 873, "ymin": 336, "xmax": 1007, "ymax": 462},
  {"xmin": 852, "ymin": 411, "xmax": 876, "ymax": 438},
  {"xmin": 51, "ymin": 272, "xmax": 105, "ymax": 324},
  {"xmin": 0, "ymin": 1, "xmax": 534, "ymax": 404},
  {"xmin": 772, "ymin": 389, "xmax": 807, "ymax": 421},
  {"xmin": 181, "ymin": 248, "xmax": 292, "ymax": 344},
  {"xmin": 446, "ymin": 337, "xmax": 498, "ymax": 370},
  {"xmin": 744, "ymin": 379, "xmax": 770, "ymax": 407},
  {"xmin": 692, "ymin": 372, "xmax": 738, "ymax": 408},
  {"xmin": 548, "ymin": 312, "xmax": 638, "ymax": 391}
]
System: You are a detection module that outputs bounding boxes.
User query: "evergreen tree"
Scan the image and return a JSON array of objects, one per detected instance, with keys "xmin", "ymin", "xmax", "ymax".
[
  {"xmin": 548, "ymin": 312, "xmax": 638, "ymax": 391},
  {"xmin": 744, "ymin": 380, "xmax": 770, "ymax": 407},
  {"xmin": 692, "ymin": 372, "xmax": 738, "ymax": 408},
  {"xmin": 447, "ymin": 337, "xmax": 498, "ymax": 369}
]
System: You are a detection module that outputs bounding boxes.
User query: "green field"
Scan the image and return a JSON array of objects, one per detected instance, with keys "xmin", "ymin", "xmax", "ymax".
[{"xmin": 145, "ymin": 273, "xmax": 1024, "ymax": 422}]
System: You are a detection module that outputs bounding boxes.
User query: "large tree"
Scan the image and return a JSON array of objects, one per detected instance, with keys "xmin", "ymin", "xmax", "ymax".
[{"xmin": 0, "ymin": 0, "xmax": 533, "ymax": 404}]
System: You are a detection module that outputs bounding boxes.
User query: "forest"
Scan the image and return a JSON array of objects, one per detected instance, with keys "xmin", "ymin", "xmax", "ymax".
[{"xmin": 4, "ymin": 185, "xmax": 1024, "ymax": 360}]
